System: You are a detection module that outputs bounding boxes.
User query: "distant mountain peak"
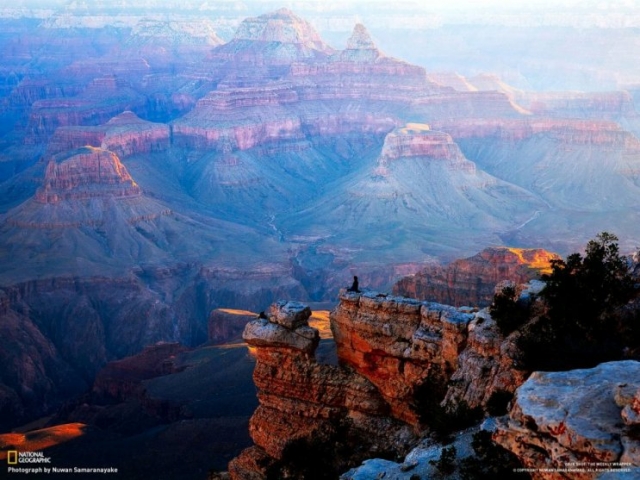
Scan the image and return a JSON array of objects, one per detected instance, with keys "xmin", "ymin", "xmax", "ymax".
[
  {"xmin": 346, "ymin": 23, "xmax": 377, "ymax": 50},
  {"xmin": 233, "ymin": 8, "xmax": 329, "ymax": 50}
]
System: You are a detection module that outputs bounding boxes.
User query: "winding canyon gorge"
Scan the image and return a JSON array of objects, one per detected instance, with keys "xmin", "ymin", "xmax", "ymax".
[{"xmin": 1, "ymin": 1, "xmax": 640, "ymax": 479}]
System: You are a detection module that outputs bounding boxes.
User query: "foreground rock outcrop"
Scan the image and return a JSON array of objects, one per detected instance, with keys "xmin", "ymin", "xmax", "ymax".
[
  {"xmin": 230, "ymin": 293, "xmax": 523, "ymax": 478},
  {"xmin": 494, "ymin": 361, "xmax": 640, "ymax": 479},
  {"xmin": 229, "ymin": 299, "xmax": 417, "ymax": 479},
  {"xmin": 332, "ymin": 291, "xmax": 474, "ymax": 425}
]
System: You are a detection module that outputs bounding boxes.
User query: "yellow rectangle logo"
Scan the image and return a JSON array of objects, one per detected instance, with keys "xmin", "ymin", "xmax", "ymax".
[{"xmin": 7, "ymin": 450, "xmax": 18, "ymax": 464}]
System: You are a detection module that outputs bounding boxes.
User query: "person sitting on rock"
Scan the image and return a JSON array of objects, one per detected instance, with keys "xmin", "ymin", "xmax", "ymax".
[{"xmin": 347, "ymin": 275, "xmax": 360, "ymax": 293}]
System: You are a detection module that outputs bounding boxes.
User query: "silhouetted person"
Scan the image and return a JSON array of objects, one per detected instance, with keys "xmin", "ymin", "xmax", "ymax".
[
  {"xmin": 258, "ymin": 311, "xmax": 268, "ymax": 319},
  {"xmin": 347, "ymin": 275, "xmax": 360, "ymax": 293}
]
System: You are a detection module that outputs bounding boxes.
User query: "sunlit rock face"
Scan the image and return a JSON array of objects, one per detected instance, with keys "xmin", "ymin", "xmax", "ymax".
[
  {"xmin": 231, "ymin": 290, "xmax": 543, "ymax": 477},
  {"xmin": 229, "ymin": 300, "xmax": 416, "ymax": 480},
  {"xmin": 495, "ymin": 361, "xmax": 640, "ymax": 480},
  {"xmin": 208, "ymin": 308, "xmax": 257, "ymax": 345},
  {"xmin": 393, "ymin": 247, "xmax": 559, "ymax": 307},
  {"xmin": 331, "ymin": 291, "xmax": 473, "ymax": 425}
]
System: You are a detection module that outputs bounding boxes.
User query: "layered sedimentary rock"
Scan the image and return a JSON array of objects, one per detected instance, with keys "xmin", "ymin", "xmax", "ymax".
[
  {"xmin": 47, "ymin": 111, "xmax": 171, "ymax": 157},
  {"xmin": 128, "ymin": 19, "xmax": 223, "ymax": 48},
  {"xmin": 379, "ymin": 124, "xmax": 474, "ymax": 171},
  {"xmin": 209, "ymin": 8, "xmax": 333, "ymax": 67},
  {"xmin": 34, "ymin": 146, "xmax": 141, "ymax": 204},
  {"xmin": 431, "ymin": 118, "xmax": 640, "ymax": 150},
  {"xmin": 332, "ymin": 291, "xmax": 474, "ymax": 425},
  {"xmin": 291, "ymin": 23, "xmax": 429, "ymax": 91},
  {"xmin": 25, "ymin": 76, "xmax": 146, "ymax": 143},
  {"xmin": 229, "ymin": 299, "xmax": 417, "ymax": 479},
  {"xmin": 233, "ymin": 286, "xmax": 566, "ymax": 477},
  {"xmin": 494, "ymin": 361, "xmax": 640, "ymax": 479},
  {"xmin": 393, "ymin": 247, "xmax": 559, "ymax": 307},
  {"xmin": 515, "ymin": 90, "xmax": 636, "ymax": 119},
  {"xmin": 174, "ymin": 21, "xmax": 440, "ymax": 152},
  {"xmin": 443, "ymin": 309, "xmax": 529, "ymax": 409},
  {"xmin": 286, "ymin": 124, "xmax": 544, "ymax": 262}
]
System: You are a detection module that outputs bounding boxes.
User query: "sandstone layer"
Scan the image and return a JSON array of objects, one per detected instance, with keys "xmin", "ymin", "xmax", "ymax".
[
  {"xmin": 229, "ymin": 299, "xmax": 418, "ymax": 479},
  {"xmin": 47, "ymin": 111, "xmax": 171, "ymax": 158},
  {"xmin": 332, "ymin": 291, "xmax": 474, "ymax": 425}
]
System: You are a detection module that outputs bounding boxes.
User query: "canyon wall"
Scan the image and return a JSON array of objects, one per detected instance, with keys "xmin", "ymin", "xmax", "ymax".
[{"xmin": 393, "ymin": 247, "xmax": 558, "ymax": 307}]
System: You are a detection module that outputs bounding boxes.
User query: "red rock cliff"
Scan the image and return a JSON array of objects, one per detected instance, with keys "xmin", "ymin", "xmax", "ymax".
[
  {"xmin": 229, "ymin": 300, "xmax": 417, "ymax": 479},
  {"xmin": 393, "ymin": 247, "xmax": 559, "ymax": 307},
  {"xmin": 230, "ymin": 294, "xmax": 481, "ymax": 478}
]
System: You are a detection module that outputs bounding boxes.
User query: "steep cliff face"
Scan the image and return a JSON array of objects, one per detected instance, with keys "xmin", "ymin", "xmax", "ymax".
[
  {"xmin": 0, "ymin": 262, "xmax": 312, "ymax": 430},
  {"xmin": 230, "ymin": 294, "xmax": 488, "ymax": 478},
  {"xmin": 431, "ymin": 118, "xmax": 640, "ymax": 149},
  {"xmin": 0, "ymin": 309, "xmax": 85, "ymax": 430},
  {"xmin": 393, "ymin": 247, "xmax": 559, "ymax": 307},
  {"xmin": 208, "ymin": 308, "xmax": 257, "ymax": 344},
  {"xmin": 443, "ymin": 309, "xmax": 529, "ymax": 409},
  {"xmin": 332, "ymin": 292, "xmax": 473, "ymax": 425},
  {"xmin": 515, "ymin": 90, "xmax": 636, "ymax": 119},
  {"xmin": 495, "ymin": 361, "xmax": 640, "ymax": 479},
  {"xmin": 92, "ymin": 342, "xmax": 189, "ymax": 402},
  {"xmin": 229, "ymin": 299, "xmax": 418, "ymax": 479}
]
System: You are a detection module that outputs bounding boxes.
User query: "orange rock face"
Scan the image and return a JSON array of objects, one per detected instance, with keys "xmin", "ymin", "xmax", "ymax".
[
  {"xmin": 331, "ymin": 292, "xmax": 473, "ymax": 425},
  {"xmin": 231, "ymin": 284, "xmax": 552, "ymax": 478},
  {"xmin": 229, "ymin": 300, "xmax": 417, "ymax": 479},
  {"xmin": 393, "ymin": 247, "xmax": 559, "ymax": 307}
]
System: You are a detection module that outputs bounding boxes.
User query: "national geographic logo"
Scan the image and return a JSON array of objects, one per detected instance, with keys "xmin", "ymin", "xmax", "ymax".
[
  {"xmin": 5, "ymin": 450, "xmax": 119, "ymax": 475},
  {"xmin": 6, "ymin": 451, "xmax": 52, "ymax": 464}
]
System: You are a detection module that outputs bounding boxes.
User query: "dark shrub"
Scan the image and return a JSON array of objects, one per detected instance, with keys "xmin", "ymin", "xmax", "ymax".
[
  {"xmin": 460, "ymin": 430, "xmax": 530, "ymax": 480},
  {"xmin": 486, "ymin": 390, "xmax": 514, "ymax": 417},
  {"xmin": 517, "ymin": 232, "xmax": 638, "ymax": 371},
  {"xmin": 429, "ymin": 445, "xmax": 457, "ymax": 474},
  {"xmin": 490, "ymin": 285, "xmax": 530, "ymax": 336}
]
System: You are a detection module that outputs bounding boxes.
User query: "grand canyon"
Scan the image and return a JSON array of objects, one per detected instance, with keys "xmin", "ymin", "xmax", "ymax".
[{"xmin": 1, "ymin": 1, "xmax": 640, "ymax": 479}]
